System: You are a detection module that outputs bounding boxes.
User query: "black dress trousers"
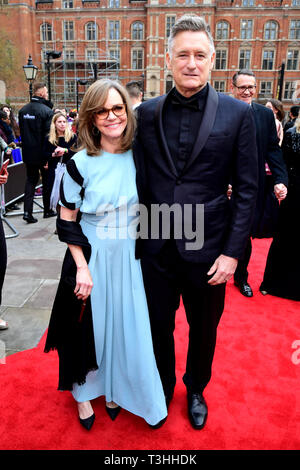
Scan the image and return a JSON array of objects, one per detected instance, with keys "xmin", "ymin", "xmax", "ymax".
[{"xmin": 141, "ymin": 240, "xmax": 226, "ymax": 398}]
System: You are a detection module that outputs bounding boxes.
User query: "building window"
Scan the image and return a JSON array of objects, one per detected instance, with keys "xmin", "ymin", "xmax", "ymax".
[
  {"xmin": 292, "ymin": 0, "xmax": 300, "ymax": 6},
  {"xmin": 186, "ymin": 0, "xmax": 195, "ymax": 4},
  {"xmin": 241, "ymin": 19, "xmax": 253, "ymax": 39},
  {"xmin": 63, "ymin": 21, "xmax": 74, "ymax": 41},
  {"xmin": 289, "ymin": 20, "xmax": 300, "ymax": 39},
  {"xmin": 287, "ymin": 49, "xmax": 299, "ymax": 70},
  {"xmin": 62, "ymin": 0, "xmax": 73, "ymax": 8},
  {"xmin": 109, "ymin": 49, "xmax": 120, "ymax": 69},
  {"xmin": 260, "ymin": 81, "xmax": 272, "ymax": 95},
  {"xmin": 86, "ymin": 22, "xmax": 98, "ymax": 41},
  {"xmin": 242, "ymin": 0, "xmax": 254, "ymax": 5},
  {"xmin": 131, "ymin": 22, "xmax": 144, "ymax": 40},
  {"xmin": 86, "ymin": 49, "xmax": 98, "ymax": 62},
  {"xmin": 264, "ymin": 21, "xmax": 278, "ymax": 40},
  {"xmin": 109, "ymin": 21, "xmax": 120, "ymax": 40},
  {"xmin": 108, "ymin": 0, "xmax": 120, "ymax": 7},
  {"xmin": 65, "ymin": 80, "xmax": 75, "ymax": 99},
  {"xmin": 215, "ymin": 50, "xmax": 227, "ymax": 70},
  {"xmin": 166, "ymin": 75, "xmax": 173, "ymax": 93},
  {"xmin": 132, "ymin": 49, "xmax": 143, "ymax": 70},
  {"xmin": 64, "ymin": 49, "xmax": 75, "ymax": 69},
  {"xmin": 214, "ymin": 81, "xmax": 226, "ymax": 93},
  {"xmin": 41, "ymin": 23, "xmax": 53, "ymax": 42},
  {"xmin": 216, "ymin": 21, "xmax": 229, "ymax": 40},
  {"xmin": 239, "ymin": 49, "xmax": 251, "ymax": 69},
  {"xmin": 262, "ymin": 50, "xmax": 275, "ymax": 70},
  {"xmin": 166, "ymin": 16, "xmax": 176, "ymax": 38},
  {"xmin": 284, "ymin": 81, "xmax": 296, "ymax": 100},
  {"xmin": 167, "ymin": 0, "xmax": 176, "ymax": 4}
]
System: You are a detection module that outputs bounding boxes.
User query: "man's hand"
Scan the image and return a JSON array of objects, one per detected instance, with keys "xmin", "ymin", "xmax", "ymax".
[
  {"xmin": 207, "ymin": 254, "xmax": 238, "ymax": 285},
  {"xmin": 274, "ymin": 183, "xmax": 287, "ymax": 201}
]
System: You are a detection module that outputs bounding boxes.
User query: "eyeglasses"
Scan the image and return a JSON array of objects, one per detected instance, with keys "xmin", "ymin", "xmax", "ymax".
[
  {"xmin": 95, "ymin": 104, "xmax": 126, "ymax": 120},
  {"xmin": 234, "ymin": 85, "xmax": 256, "ymax": 93}
]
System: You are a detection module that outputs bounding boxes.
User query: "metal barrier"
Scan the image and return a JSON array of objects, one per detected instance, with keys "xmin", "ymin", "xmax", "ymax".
[{"xmin": 0, "ymin": 151, "xmax": 44, "ymax": 239}]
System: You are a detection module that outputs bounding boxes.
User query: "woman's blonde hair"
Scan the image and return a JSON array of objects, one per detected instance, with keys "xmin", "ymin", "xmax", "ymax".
[
  {"xmin": 76, "ymin": 79, "xmax": 136, "ymax": 156},
  {"xmin": 295, "ymin": 117, "xmax": 300, "ymax": 133},
  {"xmin": 48, "ymin": 112, "xmax": 74, "ymax": 145}
]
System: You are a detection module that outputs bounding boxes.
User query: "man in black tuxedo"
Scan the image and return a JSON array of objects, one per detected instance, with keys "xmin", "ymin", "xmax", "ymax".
[
  {"xmin": 134, "ymin": 15, "xmax": 258, "ymax": 429},
  {"xmin": 230, "ymin": 70, "xmax": 288, "ymax": 297}
]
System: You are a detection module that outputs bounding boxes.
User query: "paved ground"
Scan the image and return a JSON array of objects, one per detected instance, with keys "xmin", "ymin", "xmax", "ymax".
[{"xmin": 0, "ymin": 198, "xmax": 65, "ymax": 360}]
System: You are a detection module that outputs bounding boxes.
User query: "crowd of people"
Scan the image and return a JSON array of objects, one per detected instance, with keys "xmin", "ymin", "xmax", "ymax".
[{"xmin": 0, "ymin": 14, "xmax": 299, "ymax": 431}]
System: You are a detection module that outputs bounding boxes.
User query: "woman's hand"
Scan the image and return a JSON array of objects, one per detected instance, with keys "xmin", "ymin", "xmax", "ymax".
[
  {"xmin": 74, "ymin": 265, "xmax": 93, "ymax": 301},
  {"xmin": 53, "ymin": 146, "xmax": 66, "ymax": 157}
]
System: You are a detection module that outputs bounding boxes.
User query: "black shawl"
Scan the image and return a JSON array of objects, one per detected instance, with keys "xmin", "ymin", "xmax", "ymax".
[{"xmin": 44, "ymin": 215, "xmax": 98, "ymax": 391}]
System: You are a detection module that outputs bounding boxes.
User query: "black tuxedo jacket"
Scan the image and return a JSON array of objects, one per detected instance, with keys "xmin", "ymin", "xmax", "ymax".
[
  {"xmin": 250, "ymin": 102, "xmax": 288, "ymax": 237},
  {"xmin": 133, "ymin": 85, "xmax": 258, "ymax": 264}
]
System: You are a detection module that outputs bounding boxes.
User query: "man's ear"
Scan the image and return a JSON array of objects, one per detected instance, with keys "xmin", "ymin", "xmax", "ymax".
[{"xmin": 166, "ymin": 52, "xmax": 171, "ymax": 70}]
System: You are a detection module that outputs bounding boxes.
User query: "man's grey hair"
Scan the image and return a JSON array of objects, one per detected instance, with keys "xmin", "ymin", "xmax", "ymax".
[
  {"xmin": 167, "ymin": 15, "xmax": 215, "ymax": 58},
  {"xmin": 232, "ymin": 69, "xmax": 256, "ymax": 86}
]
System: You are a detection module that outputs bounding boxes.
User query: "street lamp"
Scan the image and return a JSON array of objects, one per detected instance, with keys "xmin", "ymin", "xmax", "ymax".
[
  {"xmin": 45, "ymin": 50, "xmax": 62, "ymax": 102},
  {"xmin": 76, "ymin": 79, "xmax": 88, "ymax": 111},
  {"xmin": 140, "ymin": 73, "xmax": 145, "ymax": 100},
  {"xmin": 23, "ymin": 55, "xmax": 38, "ymax": 100}
]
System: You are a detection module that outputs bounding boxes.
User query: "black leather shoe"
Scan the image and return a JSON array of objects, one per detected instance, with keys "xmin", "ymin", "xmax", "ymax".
[
  {"xmin": 44, "ymin": 210, "xmax": 57, "ymax": 218},
  {"xmin": 105, "ymin": 405, "xmax": 121, "ymax": 421},
  {"xmin": 23, "ymin": 213, "xmax": 38, "ymax": 224},
  {"xmin": 234, "ymin": 281, "xmax": 253, "ymax": 297},
  {"xmin": 187, "ymin": 392, "xmax": 208, "ymax": 430},
  {"xmin": 79, "ymin": 412, "xmax": 95, "ymax": 431}
]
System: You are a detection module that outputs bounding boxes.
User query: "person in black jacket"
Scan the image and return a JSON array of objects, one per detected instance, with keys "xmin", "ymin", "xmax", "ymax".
[
  {"xmin": 0, "ymin": 165, "xmax": 9, "ymax": 330},
  {"xmin": 18, "ymin": 82, "xmax": 55, "ymax": 223},
  {"xmin": 230, "ymin": 69, "xmax": 288, "ymax": 297},
  {"xmin": 44, "ymin": 112, "xmax": 77, "ymax": 209}
]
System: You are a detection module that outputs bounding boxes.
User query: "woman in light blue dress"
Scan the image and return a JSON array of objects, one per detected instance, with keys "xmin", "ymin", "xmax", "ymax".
[{"xmin": 50, "ymin": 79, "xmax": 167, "ymax": 430}]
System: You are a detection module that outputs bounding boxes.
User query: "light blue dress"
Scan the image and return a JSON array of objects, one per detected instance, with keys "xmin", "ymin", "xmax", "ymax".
[{"xmin": 61, "ymin": 148, "xmax": 167, "ymax": 426}]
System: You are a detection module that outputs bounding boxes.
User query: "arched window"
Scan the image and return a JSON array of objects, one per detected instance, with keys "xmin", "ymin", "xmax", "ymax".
[
  {"xmin": 264, "ymin": 21, "xmax": 278, "ymax": 40},
  {"xmin": 215, "ymin": 21, "xmax": 230, "ymax": 40},
  {"xmin": 41, "ymin": 23, "xmax": 53, "ymax": 42},
  {"xmin": 131, "ymin": 22, "xmax": 144, "ymax": 41},
  {"xmin": 86, "ymin": 22, "xmax": 98, "ymax": 41},
  {"xmin": 166, "ymin": 75, "xmax": 173, "ymax": 93}
]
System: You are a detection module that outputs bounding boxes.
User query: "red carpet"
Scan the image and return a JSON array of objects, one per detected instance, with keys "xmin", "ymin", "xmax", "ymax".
[{"xmin": 1, "ymin": 238, "xmax": 300, "ymax": 450}]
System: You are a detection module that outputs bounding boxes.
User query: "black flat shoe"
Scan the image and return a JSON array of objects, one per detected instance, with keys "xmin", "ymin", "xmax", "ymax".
[
  {"xmin": 148, "ymin": 417, "xmax": 167, "ymax": 429},
  {"xmin": 187, "ymin": 392, "xmax": 208, "ymax": 430},
  {"xmin": 105, "ymin": 405, "xmax": 121, "ymax": 421},
  {"xmin": 79, "ymin": 412, "xmax": 95, "ymax": 431},
  {"xmin": 44, "ymin": 210, "xmax": 57, "ymax": 218},
  {"xmin": 234, "ymin": 281, "xmax": 253, "ymax": 297},
  {"xmin": 23, "ymin": 213, "xmax": 38, "ymax": 224}
]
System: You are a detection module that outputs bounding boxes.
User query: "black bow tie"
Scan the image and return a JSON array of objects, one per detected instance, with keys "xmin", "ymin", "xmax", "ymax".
[{"xmin": 170, "ymin": 94, "xmax": 199, "ymax": 111}]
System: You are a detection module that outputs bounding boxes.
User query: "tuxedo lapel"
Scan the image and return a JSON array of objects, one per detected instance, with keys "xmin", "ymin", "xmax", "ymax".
[
  {"xmin": 182, "ymin": 84, "xmax": 219, "ymax": 174},
  {"xmin": 155, "ymin": 93, "xmax": 179, "ymax": 177}
]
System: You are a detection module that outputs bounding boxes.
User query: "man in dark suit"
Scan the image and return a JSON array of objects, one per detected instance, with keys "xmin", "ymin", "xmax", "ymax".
[
  {"xmin": 19, "ymin": 82, "xmax": 55, "ymax": 223},
  {"xmin": 230, "ymin": 70, "xmax": 288, "ymax": 297},
  {"xmin": 134, "ymin": 15, "xmax": 258, "ymax": 429}
]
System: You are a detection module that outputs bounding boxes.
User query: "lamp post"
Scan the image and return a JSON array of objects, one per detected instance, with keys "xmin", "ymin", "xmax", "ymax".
[
  {"xmin": 76, "ymin": 79, "xmax": 88, "ymax": 110},
  {"xmin": 45, "ymin": 50, "xmax": 62, "ymax": 102},
  {"xmin": 140, "ymin": 72, "xmax": 145, "ymax": 101},
  {"xmin": 23, "ymin": 55, "xmax": 38, "ymax": 100}
]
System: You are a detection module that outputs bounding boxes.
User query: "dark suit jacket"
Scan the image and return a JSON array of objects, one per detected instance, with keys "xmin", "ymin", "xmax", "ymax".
[
  {"xmin": 133, "ymin": 85, "xmax": 258, "ymax": 264},
  {"xmin": 250, "ymin": 102, "xmax": 288, "ymax": 237}
]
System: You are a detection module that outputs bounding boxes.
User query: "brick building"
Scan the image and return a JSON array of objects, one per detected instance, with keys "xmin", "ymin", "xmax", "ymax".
[{"xmin": 0, "ymin": 0, "xmax": 299, "ymax": 109}]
